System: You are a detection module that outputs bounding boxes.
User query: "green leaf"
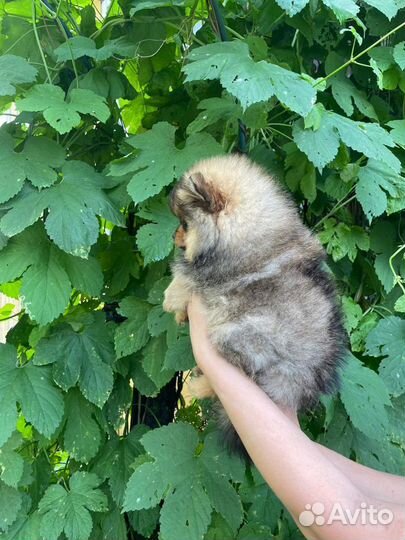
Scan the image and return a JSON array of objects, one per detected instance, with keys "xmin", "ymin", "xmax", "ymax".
[
  {"xmin": 183, "ymin": 41, "xmax": 316, "ymax": 115},
  {"xmin": 0, "ymin": 433, "xmax": 24, "ymax": 488},
  {"xmin": 63, "ymin": 390, "xmax": 101, "ymax": 463},
  {"xmin": 239, "ymin": 467, "xmax": 283, "ymax": 529},
  {"xmin": 322, "ymin": 0, "xmax": 359, "ymax": 21},
  {"xmin": 0, "ymin": 55, "xmax": 37, "ymax": 96},
  {"xmin": 92, "ymin": 426, "xmax": 147, "ymax": 505},
  {"xmin": 35, "ymin": 314, "xmax": 114, "ymax": 407},
  {"xmin": 109, "ymin": 122, "xmax": 223, "ymax": 203},
  {"xmin": 1, "ymin": 161, "xmax": 123, "ymax": 257},
  {"xmin": 365, "ymin": 317, "xmax": 405, "ymax": 397},
  {"xmin": 0, "ymin": 482, "xmax": 23, "ymax": 532},
  {"xmin": 339, "ymin": 352, "xmax": 391, "ymax": 441},
  {"xmin": 129, "ymin": 506, "xmax": 160, "ymax": 538},
  {"xmin": 0, "ymin": 224, "xmax": 102, "ymax": 324},
  {"xmin": 160, "ymin": 482, "xmax": 212, "ymax": 540},
  {"xmin": 329, "ymin": 77, "xmax": 377, "ymax": 120},
  {"xmin": 187, "ymin": 97, "xmax": 242, "ymax": 134},
  {"xmin": 164, "ymin": 334, "xmax": 196, "ymax": 371},
  {"xmin": 393, "ymin": 41, "xmax": 405, "ymax": 70},
  {"xmin": 17, "ymin": 84, "xmax": 110, "ymax": 134},
  {"xmin": 136, "ymin": 198, "xmax": 178, "ymax": 264},
  {"xmin": 356, "ymin": 159, "xmax": 402, "ymax": 221},
  {"xmin": 0, "ymin": 132, "xmax": 65, "ymax": 204},
  {"xmin": 318, "ymin": 219, "xmax": 369, "ymax": 262},
  {"xmin": 370, "ymin": 221, "xmax": 398, "ymax": 292},
  {"xmin": 363, "ymin": 0, "xmax": 398, "ymax": 19},
  {"xmin": 38, "ymin": 472, "xmax": 108, "ymax": 540},
  {"xmin": 124, "ymin": 424, "xmax": 244, "ymax": 540},
  {"xmin": 54, "ymin": 36, "xmax": 132, "ymax": 62},
  {"xmin": 0, "ymin": 344, "xmax": 64, "ymax": 444},
  {"xmin": 115, "ymin": 297, "xmax": 151, "ymax": 358},
  {"xmin": 142, "ymin": 336, "xmax": 174, "ymax": 391},
  {"xmin": 394, "ymin": 295, "xmax": 405, "ymax": 313},
  {"xmin": 387, "ymin": 119, "xmax": 405, "ymax": 145},
  {"xmin": 293, "ymin": 107, "xmax": 399, "ymax": 171},
  {"xmin": 341, "ymin": 296, "xmax": 362, "ymax": 333},
  {"xmin": 274, "ymin": 0, "xmax": 309, "ymax": 16}
]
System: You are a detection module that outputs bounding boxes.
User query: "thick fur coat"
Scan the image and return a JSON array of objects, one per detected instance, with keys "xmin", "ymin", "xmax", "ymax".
[{"xmin": 163, "ymin": 154, "xmax": 346, "ymax": 453}]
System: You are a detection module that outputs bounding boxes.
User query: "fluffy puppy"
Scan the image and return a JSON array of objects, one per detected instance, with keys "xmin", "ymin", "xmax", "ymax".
[{"xmin": 163, "ymin": 154, "xmax": 346, "ymax": 454}]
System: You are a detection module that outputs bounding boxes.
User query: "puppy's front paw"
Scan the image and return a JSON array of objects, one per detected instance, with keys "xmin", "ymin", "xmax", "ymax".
[{"xmin": 175, "ymin": 310, "xmax": 188, "ymax": 324}]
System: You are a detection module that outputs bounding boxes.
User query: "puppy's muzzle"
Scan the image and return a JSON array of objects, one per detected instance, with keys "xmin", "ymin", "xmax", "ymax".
[{"xmin": 173, "ymin": 226, "xmax": 186, "ymax": 249}]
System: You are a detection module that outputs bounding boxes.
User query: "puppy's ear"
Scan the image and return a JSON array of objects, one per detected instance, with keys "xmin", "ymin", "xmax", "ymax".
[{"xmin": 186, "ymin": 172, "xmax": 226, "ymax": 214}]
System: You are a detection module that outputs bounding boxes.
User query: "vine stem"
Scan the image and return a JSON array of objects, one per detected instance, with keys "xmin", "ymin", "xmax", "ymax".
[
  {"xmin": 389, "ymin": 244, "xmax": 405, "ymax": 295},
  {"xmin": 0, "ymin": 310, "xmax": 22, "ymax": 322},
  {"xmin": 32, "ymin": 0, "xmax": 52, "ymax": 83},
  {"xmin": 313, "ymin": 192, "xmax": 356, "ymax": 230},
  {"xmin": 316, "ymin": 20, "xmax": 405, "ymax": 86}
]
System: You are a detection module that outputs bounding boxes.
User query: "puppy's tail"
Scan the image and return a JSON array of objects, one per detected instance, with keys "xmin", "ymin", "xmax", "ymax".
[{"xmin": 215, "ymin": 403, "xmax": 250, "ymax": 461}]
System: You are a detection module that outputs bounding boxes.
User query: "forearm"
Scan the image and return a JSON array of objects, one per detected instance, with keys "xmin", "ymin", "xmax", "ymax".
[{"xmin": 315, "ymin": 443, "xmax": 405, "ymax": 505}]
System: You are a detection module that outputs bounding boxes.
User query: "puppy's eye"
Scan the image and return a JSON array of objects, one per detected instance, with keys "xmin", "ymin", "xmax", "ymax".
[{"xmin": 181, "ymin": 221, "xmax": 188, "ymax": 232}]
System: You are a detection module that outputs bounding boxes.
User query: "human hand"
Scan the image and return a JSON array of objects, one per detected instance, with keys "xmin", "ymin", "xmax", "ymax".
[{"xmin": 187, "ymin": 294, "xmax": 222, "ymax": 372}]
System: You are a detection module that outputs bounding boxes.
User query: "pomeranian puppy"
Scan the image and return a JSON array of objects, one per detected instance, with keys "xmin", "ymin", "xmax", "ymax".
[{"xmin": 163, "ymin": 154, "xmax": 346, "ymax": 454}]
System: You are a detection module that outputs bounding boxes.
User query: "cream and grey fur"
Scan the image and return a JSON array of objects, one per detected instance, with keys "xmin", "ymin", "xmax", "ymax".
[{"xmin": 163, "ymin": 154, "xmax": 346, "ymax": 455}]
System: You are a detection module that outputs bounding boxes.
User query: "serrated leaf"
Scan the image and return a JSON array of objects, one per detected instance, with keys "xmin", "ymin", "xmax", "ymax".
[
  {"xmin": 0, "ymin": 55, "xmax": 37, "ymax": 96},
  {"xmin": 356, "ymin": 159, "xmax": 402, "ymax": 221},
  {"xmin": 92, "ymin": 426, "xmax": 147, "ymax": 505},
  {"xmin": 387, "ymin": 119, "xmax": 405, "ymax": 145},
  {"xmin": 293, "ymin": 107, "xmax": 399, "ymax": 171},
  {"xmin": 183, "ymin": 41, "xmax": 316, "ymax": 115},
  {"xmin": 370, "ymin": 221, "xmax": 398, "ymax": 292},
  {"xmin": 0, "ymin": 132, "xmax": 65, "ymax": 204},
  {"xmin": 63, "ymin": 390, "xmax": 101, "ymax": 463},
  {"xmin": 54, "ymin": 36, "xmax": 132, "ymax": 62},
  {"xmin": 109, "ymin": 122, "xmax": 223, "ymax": 204},
  {"xmin": 318, "ymin": 219, "xmax": 369, "ymax": 262},
  {"xmin": 363, "ymin": 0, "xmax": 398, "ymax": 19},
  {"xmin": 160, "ymin": 482, "xmax": 212, "ymax": 540},
  {"xmin": 365, "ymin": 317, "xmax": 405, "ymax": 397},
  {"xmin": 0, "ymin": 161, "xmax": 123, "ymax": 257},
  {"xmin": 187, "ymin": 97, "xmax": 242, "ymax": 134},
  {"xmin": 274, "ymin": 0, "xmax": 309, "ymax": 16},
  {"xmin": 0, "ymin": 482, "xmax": 23, "ymax": 532},
  {"xmin": 123, "ymin": 423, "xmax": 244, "ymax": 540},
  {"xmin": 239, "ymin": 467, "xmax": 283, "ymax": 529},
  {"xmin": 341, "ymin": 296, "xmax": 362, "ymax": 333},
  {"xmin": 0, "ymin": 344, "xmax": 64, "ymax": 445},
  {"xmin": 35, "ymin": 314, "xmax": 114, "ymax": 407},
  {"xmin": 394, "ymin": 295, "xmax": 405, "ymax": 313},
  {"xmin": 393, "ymin": 41, "xmax": 405, "ymax": 70},
  {"xmin": 17, "ymin": 84, "xmax": 110, "ymax": 134},
  {"xmin": 142, "ymin": 336, "xmax": 174, "ymax": 391},
  {"xmin": 38, "ymin": 472, "xmax": 107, "ymax": 540},
  {"xmin": 147, "ymin": 304, "xmax": 172, "ymax": 336},
  {"xmin": 123, "ymin": 461, "xmax": 165, "ymax": 511},
  {"xmin": 128, "ymin": 506, "xmax": 160, "ymax": 538},
  {"xmin": 322, "ymin": 0, "xmax": 359, "ymax": 21},
  {"xmin": 0, "ymin": 433, "xmax": 24, "ymax": 488},
  {"xmin": 136, "ymin": 198, "xmax": 178, "ymax": 264},
  {"xmin": 115, "ymin": 297, "xmax": 151, "ymax": 358},
  {"xmin": 339, "ymin": 352, "xmax": 391, "ymax": 441},
  {"xmin": 164, "ymin": 334, "xmax": 196, "ymax": 371}
]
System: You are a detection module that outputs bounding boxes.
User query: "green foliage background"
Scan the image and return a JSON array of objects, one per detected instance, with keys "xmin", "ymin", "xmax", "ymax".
[{"xmin": 0, "ymin": 0, "xmax": 405, "ymax": 538}]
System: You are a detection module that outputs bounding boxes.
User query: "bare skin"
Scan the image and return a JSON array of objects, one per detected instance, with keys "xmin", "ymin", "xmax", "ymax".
[{"xmin": 187, "ymin": 295, "xmax": 405, "ymax": 540}]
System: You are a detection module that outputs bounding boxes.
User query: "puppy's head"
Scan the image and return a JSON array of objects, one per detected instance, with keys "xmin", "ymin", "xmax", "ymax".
[
  {"xmin": 169, "ymin": 154, "xmax": 301, "ymax": 266},
  {"xmin": 169, "ymin": 170, "xmax": 227, "ymax": 261}
]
